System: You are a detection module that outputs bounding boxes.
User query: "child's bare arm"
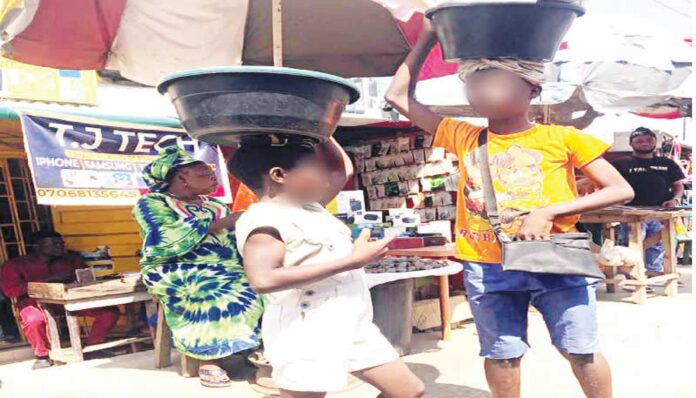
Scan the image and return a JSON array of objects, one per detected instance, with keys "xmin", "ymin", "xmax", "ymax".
[
  {"xmin": 384, "ymin": 17, "xmax": 443, "ymax": 135},
  {"xmin": 316, "ymin": 138, "xmax": 354, "ymax": 206},
  {"xmin": 517, "ymin": 158, "xmax": 634, "ymax": 240},
  {"xmin": 242, "ymin": 229, "xmax": 394, "ymax": 294}
]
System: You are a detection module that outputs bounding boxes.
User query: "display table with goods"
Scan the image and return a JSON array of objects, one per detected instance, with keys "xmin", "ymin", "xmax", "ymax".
[
  {"xmin": 27, "ymin": 273, "xmax": 154, "ymax": 363},
  {"xmin": 581, "ymin": 206, "xmax": 691, "ymax": 304},
  {"xmin": 341, "ymin": 131, "xmax": 464, "ymax": 346},
  {"xmin": 364, "ymin": 253, "xmax": 462, "ymax": 355}
]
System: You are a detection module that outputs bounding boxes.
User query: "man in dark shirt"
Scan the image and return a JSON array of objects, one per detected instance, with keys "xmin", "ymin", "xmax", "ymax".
[{"xmin": 612, "ymin": 127, "xmax": 686, "ymax": 276}]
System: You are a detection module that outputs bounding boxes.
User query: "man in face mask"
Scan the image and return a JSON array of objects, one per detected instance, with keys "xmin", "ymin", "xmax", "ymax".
[{"xmin": 611, "ymin": 127, "xmax": 687, "ymax": 276}]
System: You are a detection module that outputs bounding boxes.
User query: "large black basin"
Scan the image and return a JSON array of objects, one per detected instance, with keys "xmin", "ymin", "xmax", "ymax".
[
  {"xmin": 426, "ymin": 2, "xmax": 585, "ymax": 62},
  {"xmin": 157, "ymin": 66, "xmax": 360, "ymax": 146}
]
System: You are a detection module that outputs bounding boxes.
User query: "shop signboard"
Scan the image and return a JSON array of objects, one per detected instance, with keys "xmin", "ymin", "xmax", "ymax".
[
  {"xmin": 19, "ymin": 112, "xmax": 232, "ymax": 206},
  {"xmin": 0, "ymin": 57, "xmax": 98, "ymax": 105}
]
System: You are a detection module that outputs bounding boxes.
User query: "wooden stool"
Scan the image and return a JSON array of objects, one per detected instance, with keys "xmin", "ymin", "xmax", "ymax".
[
  {"xmin": 150, "ymin": 302, "xmax": 200, "ymax": 377},
  {"xmin": 9, "ymin": 297, "xmax": 27, "ymax": 342}
]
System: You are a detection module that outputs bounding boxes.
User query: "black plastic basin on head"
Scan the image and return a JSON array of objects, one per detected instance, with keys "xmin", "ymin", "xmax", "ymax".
[
  {"xmin": 426, "ymin": 2, "xmax": 585, "ymax": 62},
  {"xmin": 157, "ymin": 66, "xmax": 360, "ymax": 146}
]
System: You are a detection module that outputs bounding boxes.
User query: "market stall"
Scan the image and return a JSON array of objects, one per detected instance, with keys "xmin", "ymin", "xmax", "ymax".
[
  {"xmin": 581, "ymin": 206, "xmax": 691, "ymax": 304},
  {"xmin": 26, "ymin": 274, "xmax": 153, "ymax": 363},
  {"xmin": 328, "ymin": 126, "xmax": 470, "ymax": 349},
  {"xmin": 0, "ymin": 107, "xmax": 233, "ymax": 361}
]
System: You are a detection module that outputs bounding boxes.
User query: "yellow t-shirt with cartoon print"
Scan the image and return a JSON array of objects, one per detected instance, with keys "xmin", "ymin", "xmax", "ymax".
[{"xmin": 434, "ymin": 118, "xmax": 610, "ymax": 264}]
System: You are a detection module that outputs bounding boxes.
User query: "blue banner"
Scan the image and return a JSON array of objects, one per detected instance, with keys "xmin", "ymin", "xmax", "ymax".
[{"xmin": 19, "ymin": 112, "xmax": 231, "ymax": 205}]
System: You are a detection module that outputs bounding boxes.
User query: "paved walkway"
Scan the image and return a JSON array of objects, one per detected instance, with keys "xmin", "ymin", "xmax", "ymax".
[{"xmin": 0, "ymin": 266, "xmax": 693, "ymax": 398}]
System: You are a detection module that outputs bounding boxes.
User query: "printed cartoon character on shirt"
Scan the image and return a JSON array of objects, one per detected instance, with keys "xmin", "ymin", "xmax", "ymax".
[
  {"xmin": 460, "ymin": 145, "xmax": 552, "ymax": 234},
  {"xmin": 462, "ymin": 151, "xmax": 491, "ymax": 232},
  {"xmin": 491, "ymin": 145, "xmax": 550, "ymax": 233}
]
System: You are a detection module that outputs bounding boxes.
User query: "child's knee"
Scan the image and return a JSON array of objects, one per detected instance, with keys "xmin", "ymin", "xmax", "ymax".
[
  {"xmin": 565, "ymin": 352, "xmax": 596, "ymax": 366},
  {"xmin": 378, "ymin": 384, "xmax": 425, "ymax": 398},
  {"xmin": 379, "ymin": 377, "xmax": 425, "ymax": 398},
  {"xmin": 488, "ymin": 357, "xmax": 522, "ymax": 368},
  {"xmin": 411, "ymin": 379, "xmax": 426, "ymax": 398}
]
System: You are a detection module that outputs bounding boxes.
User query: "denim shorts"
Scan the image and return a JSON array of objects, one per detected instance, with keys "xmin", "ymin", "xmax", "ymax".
[{"xmin": 463, "ymin": 262, "xmax": 601, "ymax": 359}]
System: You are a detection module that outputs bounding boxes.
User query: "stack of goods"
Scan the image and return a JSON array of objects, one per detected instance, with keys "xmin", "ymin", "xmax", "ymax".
[
  {"xmin": 79, "ymin": 246, "xmax": 115, "ymax": 277},
  {"xmin": 365, "ymin": 257, "xmax": 454, "ymax": 274},
  {"xmin": 347, "ymin": 133, "xmax": 458, "ymax": 223}
]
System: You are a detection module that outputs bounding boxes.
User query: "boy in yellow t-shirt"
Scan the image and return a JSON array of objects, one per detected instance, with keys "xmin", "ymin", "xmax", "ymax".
[{"xmin": 386, "ymin": 17, "xmax": 634, "ymax": 398}]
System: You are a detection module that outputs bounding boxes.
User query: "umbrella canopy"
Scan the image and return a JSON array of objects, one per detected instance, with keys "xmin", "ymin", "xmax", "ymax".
[
  {"xmin": 0, "ymin": 0, "xmax": 455, "ymax": 86},
  {"xmin": 548, "ymin": 28, "xmax": 692, "ymax": 117}
]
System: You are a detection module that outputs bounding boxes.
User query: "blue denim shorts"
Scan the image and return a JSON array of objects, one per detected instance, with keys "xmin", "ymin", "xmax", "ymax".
[{"xmin": 463, "ymin": 262, "xmax": 601, "ymax": 359}]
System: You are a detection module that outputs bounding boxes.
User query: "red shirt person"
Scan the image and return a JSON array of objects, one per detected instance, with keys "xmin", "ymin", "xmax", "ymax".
[{"xmin": 1, "ymin": 231, "xmax": 120, "ymax": 369}]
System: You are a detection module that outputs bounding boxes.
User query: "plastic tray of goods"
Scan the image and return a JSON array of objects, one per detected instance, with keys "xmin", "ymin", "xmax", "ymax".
[{"xmin": 365, "ymin": 257, "xmax": 454, "ymax": 274}]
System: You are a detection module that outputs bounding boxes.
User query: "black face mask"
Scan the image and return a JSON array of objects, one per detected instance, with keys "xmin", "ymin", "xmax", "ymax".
[{"xmin": 633, "ymin": 146, "xmax": 656, "ymax": 155}]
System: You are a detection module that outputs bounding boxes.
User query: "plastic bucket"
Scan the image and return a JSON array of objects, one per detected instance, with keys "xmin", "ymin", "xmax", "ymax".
[
  {"xmin": 426, "ymin": 2, "xmax": 585, "ymax": 61},
  {"xmin": 370, "ymin": 279, "xmax": 415, "ymax": 356},
  {"xmin": 157, "ymin": 66, "xmax": 360, "ymax": 146}
]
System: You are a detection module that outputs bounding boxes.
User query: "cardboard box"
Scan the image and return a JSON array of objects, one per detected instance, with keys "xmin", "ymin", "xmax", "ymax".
[
  {"xmin": 417, "ymin": 220, "xmax": 453, "ymax": 242},
  {"xmin": 335, "ymin": 190, "xmax": 366, "ymax": 215}
]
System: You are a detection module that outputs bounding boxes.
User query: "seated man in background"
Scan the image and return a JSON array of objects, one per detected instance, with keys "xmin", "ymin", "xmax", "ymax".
[
  {"xmin": 612, "ymin": 127, "xmax": 687, "ymax": 277},
  {"xmin": 1, "ymin": 231, "xmax": 120, "ymax": 369}
]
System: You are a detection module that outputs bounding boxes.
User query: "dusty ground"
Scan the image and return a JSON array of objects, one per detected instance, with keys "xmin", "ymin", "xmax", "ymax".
[{"xmin": 0, "ymin": 266, "xmax": 693, "ymax": 398}]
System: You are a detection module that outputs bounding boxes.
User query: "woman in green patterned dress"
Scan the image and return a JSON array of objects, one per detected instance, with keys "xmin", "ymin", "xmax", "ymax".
[{"xmin": 132, "ymin": 146, "xmax": 263, "ymax": 388}]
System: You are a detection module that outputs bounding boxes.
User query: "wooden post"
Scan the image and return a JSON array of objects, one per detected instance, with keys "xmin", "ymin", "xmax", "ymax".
[
  {"xmin": 272, "ymin": 0, "xmax": 283, "ymax": 67},
  {"xmin": 126, "ymin": 303, "xmax": 139, "ymax": 353},
  {"xmin": 663, "ymin": 218, "xmax": 679, "ymax": 297},
  {"xmin": 65, "ymin": 311, "xmax": 84, "ymax": 361},
  {"xmin": 180, "ymin": 355, "xmax": 200, "ymax": 378},
  {"xmin": 144, "ymin": 300, "xmax": 158, "ymax": 341},
  {"xmin": 438, "ymin": 275, "xmax": 451, "ymax": 341},
  {"xmin": 155, "ymin": 304, "xmax": 172, "ymax": 368},
  {"xmin": 628, "ymin": 222, "xmax": 647, "ymax": 304},
  {"xmin": 44, "ymin": 306, "xmax": 62, "ymax": 357},
  {"xmin": 601, "ymin": 224, "xmax": 616, "ymax": 293}
]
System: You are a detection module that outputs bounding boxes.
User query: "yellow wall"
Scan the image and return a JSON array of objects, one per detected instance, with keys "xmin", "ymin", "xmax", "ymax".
[{"xmin": 51, "ymin": 206, "xmax": 142, "ymax": 273}]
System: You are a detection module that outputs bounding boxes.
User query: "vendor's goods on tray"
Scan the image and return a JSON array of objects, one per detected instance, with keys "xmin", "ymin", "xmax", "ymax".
[
  {"xmin": 365, "ymin": 257, "xmax": 454, "ymax": 274},
  {"xmin": 28, "ymin": 273, "xmax": 144, "ymax": 300}
]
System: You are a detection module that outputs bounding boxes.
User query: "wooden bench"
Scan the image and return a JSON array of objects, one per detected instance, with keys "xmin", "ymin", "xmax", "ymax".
[
  {"xmin": 28, "ymin": 278, "xmax": 153, "ymax": 362},
  {"xmin": 151, "ymin": 302, "xmax": 200, "ymax": 377},
  {"xmin": 581, "ymin": 207, "xmax": 689, "ymax": 304}
]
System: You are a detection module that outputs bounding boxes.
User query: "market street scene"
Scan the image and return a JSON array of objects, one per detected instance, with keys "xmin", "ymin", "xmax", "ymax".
[{"xmin": 0, "ymin": 1, "xmax": 692, "ymax": 398}]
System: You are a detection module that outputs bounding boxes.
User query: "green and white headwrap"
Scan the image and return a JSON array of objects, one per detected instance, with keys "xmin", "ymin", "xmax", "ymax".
[{"xmin": 142, "ymin": 146, "xmax": 200, "ymax": 192}]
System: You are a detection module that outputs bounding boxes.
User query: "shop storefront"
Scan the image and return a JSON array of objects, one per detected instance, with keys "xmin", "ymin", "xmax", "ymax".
[{"xmin": 0, "ymin": 107, "xmax": 233, "ymax": 356}]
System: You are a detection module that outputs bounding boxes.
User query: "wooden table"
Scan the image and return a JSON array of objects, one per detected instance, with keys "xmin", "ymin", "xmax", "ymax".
[
  {"xmin": 581, "ymin": 207, "xmax": 690, "ymax": 304},
  {"xmin": 387, "ymin": 244, "xmax": 457, "ymax": 341},
  {"xmin": 28, "ymin": 277, "xmax": 155, "ymax": 363}
]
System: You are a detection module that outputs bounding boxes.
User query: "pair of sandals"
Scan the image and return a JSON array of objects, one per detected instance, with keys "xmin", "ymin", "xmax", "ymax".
[
  {"xmin": 199, "ymin": 367, "xmax": 231, "ymax": 388},
  {"xmin": 198, "ymin": 350, "xmax": 265, "ymax": 388}
]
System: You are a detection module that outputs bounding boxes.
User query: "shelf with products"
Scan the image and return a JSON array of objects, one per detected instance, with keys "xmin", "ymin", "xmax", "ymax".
[{"xmin": 345, "ymin": 131, "xmax": 459, "ymax": 225}]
